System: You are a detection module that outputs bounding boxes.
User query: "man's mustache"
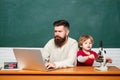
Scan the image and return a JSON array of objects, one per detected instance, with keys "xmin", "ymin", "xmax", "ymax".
[{"xmin": 54, "ymin": 36, "xmax": 61, "ymax": 39}]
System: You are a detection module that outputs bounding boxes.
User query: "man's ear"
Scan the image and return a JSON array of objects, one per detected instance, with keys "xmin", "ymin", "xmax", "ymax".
[{"xmin": 66, "ymin": 29, "xmax": 69, "ymax": 36}]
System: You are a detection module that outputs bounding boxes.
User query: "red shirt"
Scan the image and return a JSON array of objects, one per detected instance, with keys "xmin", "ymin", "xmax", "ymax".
[{"xmin": 77, "ymin": 50, "xmax": 98, "ymax": 66}]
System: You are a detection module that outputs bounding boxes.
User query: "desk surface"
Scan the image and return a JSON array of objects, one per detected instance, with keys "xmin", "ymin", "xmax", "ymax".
[{"xmin": 0, "ymin": 66, "xmax": 120, "ymax": 75}]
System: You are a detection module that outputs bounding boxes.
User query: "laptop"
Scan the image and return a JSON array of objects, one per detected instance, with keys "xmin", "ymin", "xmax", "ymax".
[{"xmin": 13, "ymin": 49, "xmax": 53, "ymax": 71}]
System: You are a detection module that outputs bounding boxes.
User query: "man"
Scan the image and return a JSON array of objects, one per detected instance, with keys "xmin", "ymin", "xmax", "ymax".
[{"xmin": 42, "ymin": 20, "xmax": 78, "ymax": 69}]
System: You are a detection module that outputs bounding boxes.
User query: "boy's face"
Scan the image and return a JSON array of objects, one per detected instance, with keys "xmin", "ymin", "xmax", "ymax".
[{"xmin": 81, "ymin": 39, "xmax": 93, "ymax": 51}]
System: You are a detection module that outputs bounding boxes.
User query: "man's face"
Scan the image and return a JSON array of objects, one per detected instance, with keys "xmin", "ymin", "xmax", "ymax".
[{"xmin": 54, "ymin": 25, "xmax": 69, "ymax": 47}]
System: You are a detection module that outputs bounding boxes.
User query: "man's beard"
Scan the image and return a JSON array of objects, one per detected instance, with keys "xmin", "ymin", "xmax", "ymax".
[{"xmin": 54, "ymin": 36, "xmax": 66, "ymax": 47}]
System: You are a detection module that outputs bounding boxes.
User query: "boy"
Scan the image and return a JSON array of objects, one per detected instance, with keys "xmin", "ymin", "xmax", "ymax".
[{"xmin": 77, "ymin": 34, "xmax": 112, "ymax": 66}]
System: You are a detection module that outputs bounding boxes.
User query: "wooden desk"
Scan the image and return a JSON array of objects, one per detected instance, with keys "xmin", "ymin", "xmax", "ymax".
[{"xmin": 0, "ymin": 66, "xmax": 120, "ymax": 80}]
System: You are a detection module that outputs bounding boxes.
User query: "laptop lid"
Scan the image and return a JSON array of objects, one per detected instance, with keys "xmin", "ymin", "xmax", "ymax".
[{"xmin": 13, "ymin": 49, "xmax": 48, "ymax": 71}]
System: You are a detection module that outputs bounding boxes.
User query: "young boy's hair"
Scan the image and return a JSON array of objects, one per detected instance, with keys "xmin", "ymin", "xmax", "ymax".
[{"xmin": 78, "ymin": 34, "xmax": 94, "ymax": 49}]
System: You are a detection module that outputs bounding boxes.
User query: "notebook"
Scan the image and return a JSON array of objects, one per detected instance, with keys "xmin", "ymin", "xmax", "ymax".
[{"xmin": 13, "ymin": 49, "xmax": 54, "ymax": 71}]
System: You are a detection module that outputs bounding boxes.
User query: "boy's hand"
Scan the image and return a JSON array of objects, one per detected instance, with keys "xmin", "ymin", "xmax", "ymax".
[
  {"xmin": 88, "ymin": 54, "xmax": 95, "ymax": 59},
  {"xmin": 106, "ymin": 58, "xmax": 112, "ymax": 63}
]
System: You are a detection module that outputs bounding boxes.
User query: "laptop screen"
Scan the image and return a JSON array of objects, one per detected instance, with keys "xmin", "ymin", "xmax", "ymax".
[{"xmin": 13, "ymin": 49, "xmax": 47, "ymax": 71}]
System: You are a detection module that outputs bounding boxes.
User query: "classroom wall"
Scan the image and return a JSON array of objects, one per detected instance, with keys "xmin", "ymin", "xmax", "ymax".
[{"xmin": 0, "ymin": 0, "xmax": 120, "ymax": 47}]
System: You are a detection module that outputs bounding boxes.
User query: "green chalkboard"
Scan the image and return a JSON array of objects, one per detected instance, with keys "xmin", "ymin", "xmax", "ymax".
[{"xmin": 0, "ymin": 0, "xmax": 120, "ymax": 48}]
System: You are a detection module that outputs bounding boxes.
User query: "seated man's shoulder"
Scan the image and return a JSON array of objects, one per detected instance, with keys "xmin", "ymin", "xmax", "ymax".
[
  {"xmin": 48, "ymin": 38, "xmax": 54, "ymax": 43},
  {"xmin": 45, "ymin": 38, "xmax": 55, "ymax": 46},
  {"xmin": 68, "ymin": 37, "xmax": 77, "ymax": 43}
]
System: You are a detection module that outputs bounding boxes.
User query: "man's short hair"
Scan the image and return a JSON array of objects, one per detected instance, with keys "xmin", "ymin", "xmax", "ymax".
[{"xmin": 53, "ymin": 20, "xmax": 69, "ymax": 29}]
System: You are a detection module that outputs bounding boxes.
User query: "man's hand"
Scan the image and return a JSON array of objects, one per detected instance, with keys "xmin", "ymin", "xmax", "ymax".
[{"xmin": 45, "ymin": 62, "xmax": 56, "ymax": 69}]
